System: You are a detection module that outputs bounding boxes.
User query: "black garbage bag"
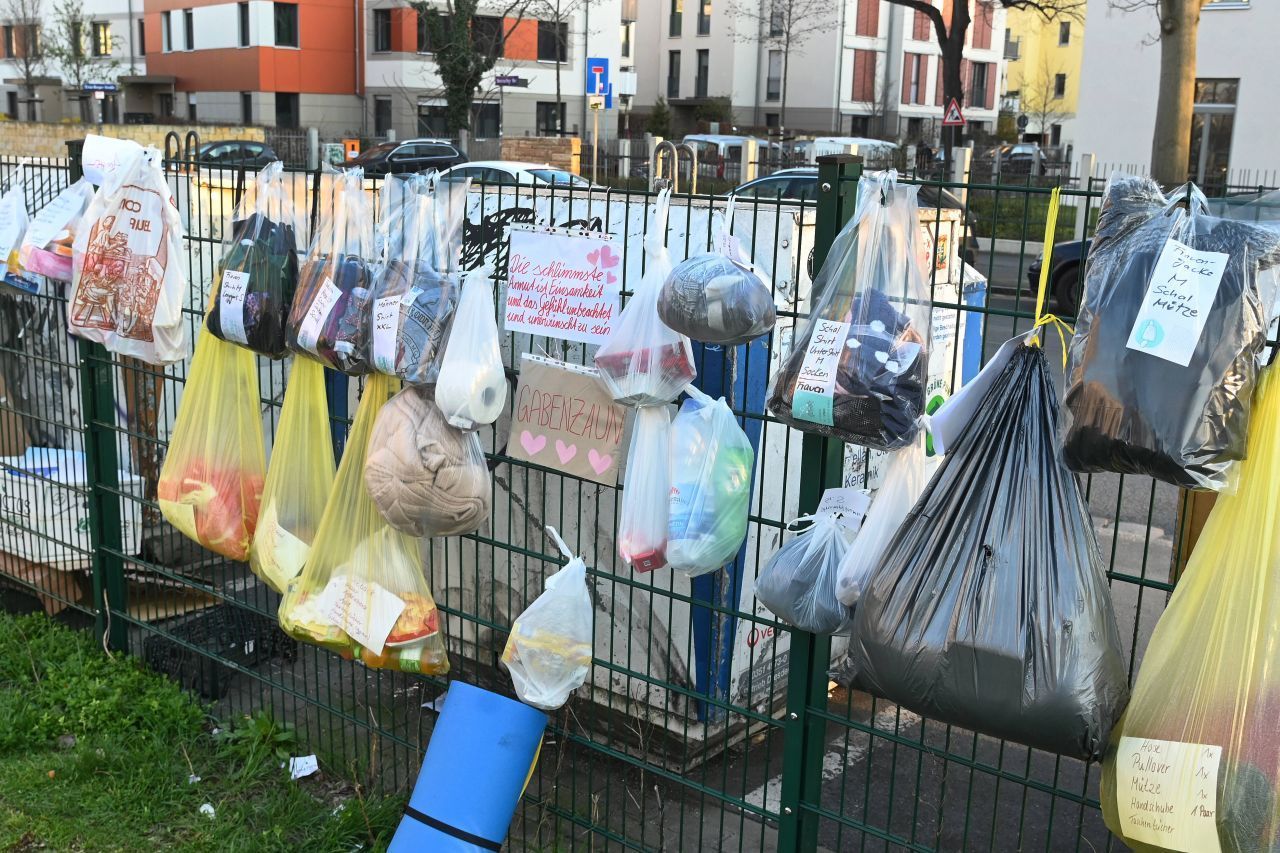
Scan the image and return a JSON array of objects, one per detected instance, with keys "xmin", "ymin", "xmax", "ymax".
[
  {"xmin": 850, "ymin": 344, "xmax": 1129, "ymax": 760},
  {"xmin": 1063, "ymin": 175, "xmax": 1280, "ymax": 491}
]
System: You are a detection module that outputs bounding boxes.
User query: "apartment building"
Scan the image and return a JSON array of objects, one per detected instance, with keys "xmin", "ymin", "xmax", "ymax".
[
  {"xmin": 1000, "ymin": 3, "xmax": 1085, "ymax": 149},
  {"xmin": 633, "ymin": 0, "xmax": 1005, "ymax": 144}
]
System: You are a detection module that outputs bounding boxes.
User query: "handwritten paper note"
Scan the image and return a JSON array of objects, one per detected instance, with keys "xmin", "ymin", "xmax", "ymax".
[
  {"xmin": 815, "ymin": 487, "xmax": 871, "ymax": 532},
  {"xmin": 82, "ymin": 134, "xmax": 144, "ymax": 186},
  {"xmin": 1127, "ymin": 239, "xmax": 1228, "ymax": 366},
  {"xmin": 296, "ymin": 277, "xmax": 341, "ymax": 353},
  {"xmin": 1115, "ymin": 736, "xmax": 1223, "ymax": 853},
  {"xmin": 23, "ymin": 186, "xmax": 82, "ymax": 250},
  {"xmin": 318, "ymin": 574, "xmax": 405, "ymax": 656},
  {"xmin": 371, "ymin": 295, "xmax": 401, "ymax": 373},
  {"xmin": 504, "ymin": 227, "xmax": 620, "ymax": 346},
  {"xmin": 792, "ymin": 320, "xmax": 850, "ymax": 426},
  {"xmin": 218, "ymin": 270, "xmax": 250, "ymax": 345}
]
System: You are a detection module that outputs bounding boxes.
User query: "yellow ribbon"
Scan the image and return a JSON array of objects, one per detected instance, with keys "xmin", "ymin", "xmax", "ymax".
[{"xmin": 1030, "ymin": 187, "xmax": 1074, "ymax": 367}]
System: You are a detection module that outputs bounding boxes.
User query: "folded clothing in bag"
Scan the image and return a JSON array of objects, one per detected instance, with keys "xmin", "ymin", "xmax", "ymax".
[
  {"xmin": 851, "ymin": 344, "xmax": 1128, "ymax": 760},
  {"xmin": 206, "ymin": 212, "xmax": 300, "ymax": 358},
  {"xmin": 370, "ymin": 259, "xmax": 458, "ymax": 384}
]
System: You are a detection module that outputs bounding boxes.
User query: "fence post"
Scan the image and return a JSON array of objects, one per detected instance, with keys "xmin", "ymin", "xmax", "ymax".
[
  {"xmin": 777, "ymin": 153, "xmax": 862, "ymax": 853},
  {"xmin": 1075, "ymin": 152, "xmax": 1096, "ymax": 242},
  {"xmin": 306, "ymin": 127, "xmax": 320, "ymax": 171},
  {"xmin": 66, "ymin": 139, "xmax": 128, "ymax": 652},
  {"xmin": 951, "ymin": 146, "xmax": 973, "ymax": 206}
]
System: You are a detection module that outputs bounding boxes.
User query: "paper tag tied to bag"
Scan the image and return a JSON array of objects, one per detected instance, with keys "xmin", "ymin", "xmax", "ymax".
[
  {"xmin": 1126, "ymin": 239, "xmax": 1228, "ymax": 367},
  {"xmin": 318, "ymin": 574, "xmax": 405, "ymax": 656},
  {"xmin": 256, "ymin": 503, "xmax": 310, "ymax": 586},
  {"xmin": 793, "ymin": 320, "xmax": 850, "ymax": 426},
  {"xmin": 296, "ymin": 277, "xmax": 342, "ymax": 353},
  {"xmin": 371, "ymin": 295, "xmax": 402, "ymax": 373},
  {"xmin": 24, "ymin": 191, "xmax": 81, "ymax": 250},
  {"xmin": 218, "ymin": 269, "xmax": 251, "ymax": 345},
  {"xmin": 815, "ymin": 487, "xmax": 871, "ymax": 532},
  {"xmin": 1115, "ymin": 736, "xmax": 1223, "ymax": 853}
]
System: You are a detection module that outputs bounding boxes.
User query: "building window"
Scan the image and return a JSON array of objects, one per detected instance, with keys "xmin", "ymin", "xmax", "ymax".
[
  {"xmin": 697, "ymin": 0, "xmax": 710, "ymax": 35},
  {"xmin": 620, "ymin": 22, "xmax": 631, "ymax": 58},
  {"xmin": 904, "ymin": 53, "xmax": 923, "ymax": 104},
  {"xmin": 25, "ymin": 23, "xmax": 39, "ymax": 57},
  {"xmin": 472, "ymin": 101, "xmax": 499, "ymax": 137},
  {"xmin": 373, "ymin": 9, "xmax": 391, "ymax": 52},
  {"xmin": 158, "ymin": 92, "xmax": 173, "ymax": 116},
  {"xmin": 91, "ymin": 21, "xmax": 110, "ymax": 56},
  {"xmin": 537, "ymin": 20, "xmax": 567, "ymax": 61},
  {"xmin": 1189, "ymin": 77, "xmax": 1238, "ymax": 189},
  {"xmin": 275, "ymin": 91, "xmax": 299, "ymax": 127},
  {"xmin": 765, "ymin": 112, "xmax": 779, "ymax": 129},
  {"xmin": 183, "ymin": 9, "xmax": 193, "ymax": 50},
  {"xmin": 472, "ymin": 15, "xmax": 503, "ymax": 58},
  {"xmin": 1050, "ymin": 123, "xmax": 1062, "ymax": 146},
  {"xmin": 137, "ymin": 18, "xmax": 145, "ymax": 54},
  {"xmin": 1053, "ymin": 72, "xmax": 1066, "ymax": 99},
  {"xmin": 1058, "ymin": 21, "xmax": 1070, "ymax": 45},
  {"xmin": 536, "ymin": 101, "xmax": 565, "ymax": 135},
  {"xmin": 374, "ymin": 95, "xmax": 392, "ymax": 135},
  {"xmin": 238, "ymin": 2, "xmax": 250, "ymax": 46},
  {"xmin": 274, "ymin": 3, "xmax": 298, "ymax": 47},
  {"xmin": 1195, "ymin": 78, "xmax": 1238, "ymax": 104},
  {"xmin": 766, "ymin": 49, "xmax": 781, "ymax": 101},
  {"xmin": 852, "ymin": 49, "xmax": 876, "ymax": 102},
  {"xmin": 971, "ymin": 62, "xmax": 988, "ymax": 108},
  {"xmin": 418, "ymin": 13, "xmax": 447, "ymax": 52},
  {"xmin": 695, "ymin": 48, "xmax": 708, "ymax": 97},
  {"xmin": 769, "ymin": 2, "xmax": 784, "ymax": 36},
  {"xmin": 187, "ymin": 93, "xmax": 197, "ymax": 121},
  {"xmin": 5, "ymin": 91, "xmax": 15, "ymax": 118},
  {"xmin": 241, "ymin": 92, "xmax": 253, "ymax": 124},
  {"xmin": 849, "ymin": 115, "xmax": 869, "ymax": 135},
  {"xmin": 161, "ymin": 11, "xmax": 171, "ymax": 51},
  {"xmin": 418, "ymin": 104, "xmax": 447, "ymax": 136},
  {"xmin": 1004, "ymin": 30, "xmax": 1019, "ymax": 60},
  {"xmin": 667, "ymin": 50, "xmax": 680, "ymax": 98},
  {"xmin": 907, "ymin": 116, "xmax": 923, "ymax": 138},
  {"xmin": 669, "ymin": 0, "xmax": 682, "ymax": 37}
]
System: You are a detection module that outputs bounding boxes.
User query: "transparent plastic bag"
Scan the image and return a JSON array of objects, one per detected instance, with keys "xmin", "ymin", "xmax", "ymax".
[
  {"xmin": 19, "ymin": 177, "xmax": 93, "ymax": 284},
  {"xmin": 0, "ymin": 177, "xmax": 30, "ymax": 292},
  {"xmin": 434, "ymin": 266, "xmax": 506, "ymax": 430},
  {"xmin": 501, "ymin": 526, "xmax": 594, "ymax": 711},
  {"xmin": 364, "ymin": 384, "xmax": 491, "ymax": 538},
  {"xmin": 285, "ymin": 167, "xmax": 374, "ymax": 373},
  {"xmin": 70, "ymin": 148, "xmax": 190, "ymax": 364},
  {"xmin": 767, "ymin": 170, "xmax": 930, "ymax": 450},
  {"xmin": 835, "ymin": 432, "xmax": 927, "ymax": 608},
  {"xmin": 206, "ymin": 162, "xmax": 302, "ymax": 358},
  {"xmin": 659, "ymin": 198, "xmax": 776, "ymax": 345},
  {"xmin": 618, "ymin": 405, "xmax": 671, "ymax": 573},
  {"xmin": 595, "ymin": 189, "xmax": 697, "ymax": 405},
  {"xmin": 667, "ymin": 387, "xmax": 754, "ymax": 576},
  {"xmin": 756, "ymin": 514, "xmax": 854, "ymax": 635},
  {"xmin": 1100, "ymin": 367, "xmax": 1280, "ymax": 853},
  {"xmin": 279, "ymin": 373, "xmax": 449, "ymax": 674},
  {"xmin": 250, "ymin": 357, "xmax": 336, "ymax": 593},
  {"xmin": 157, "ymin": 318, "xmax": 266, "ymax": 562}
]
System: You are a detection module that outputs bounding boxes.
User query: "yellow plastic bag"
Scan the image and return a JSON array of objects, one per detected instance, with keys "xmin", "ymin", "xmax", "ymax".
[
  {"xmin": 278, "ymin": 373, "xmax": 449, "ymax": 675},
  {"xmin": 249, "ymin": 357, "xmax": 336, "ymax": 592},
  {"xmin": 1101, "ymin": 366, "xmax": 1280, "ymax": 853},
  {"xmin": 157, "ymin": 323, "xmax": 266, "ymax": 561}
]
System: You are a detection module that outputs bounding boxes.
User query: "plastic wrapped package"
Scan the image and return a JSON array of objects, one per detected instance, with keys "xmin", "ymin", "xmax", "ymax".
[
  {"xmin": 433, "ymin": 266, "xmax": 506, "ymax": 429},
  {"xmin": 658, "ymin": 200, "xmax": 776, "ymax": 345},
  {"xmin": 249, "ymin": 357, "xmax": 336, "ymax": 592},
  {"xmin": 285, "ymin": 167, "xmax": 374, "ymax": 373},
  {"xmin": 157, "ymin": 321, "xmax": 266, "ymax": 561},
  {"xmin": 1064, "ymin": 175, "xmax": 1280, "ymax": 491},
  {"xmin": 618, "ymin": 405, "xmax": 671, "ymax": 573},
  {"xmin": 279, "ymin": 373, "xmax": 449, "ymax": 674},
  {"xmin": 666, "ymin": 387, "xmax": 754, "ymax": 576},
  {"xmin": 501, "ymin": 526, "xmax": 594, "ymax": 711},
  {"xmin": 18, "ymin": 177, "xmax": 94, "ymax": 283},
  {"xmin": 1100, "ymin": 367, "xmax": 1280, "ymax": 853},
  {"xmin": 850, "ymin": 344, "xmax": 1129, "ymax": 760},
  {"xmin": 835, "ymin": 433, "xmax": 927, "ymax": 608},
  {"xmin": 756, "ymin": 514, "xmax": 855, "ymax": 635},
  {"xmin": 594, "ymin": 189, "xmax": 697, "ymax": 405},
  {"xmin": 767, "ymin": 171, "xmax": 930, "ymax": 450},
  {"xmin": 206, "ymin": 162, "xmax": 302, "ymax": 358},
  {"xmin": 364, "ymin": 384, "xmax": 491, "ymax": 537},
  {"xmin": 0, "ymin": 177, "xmax": 30, "ymax": 292},
  {"xmin": 69, "ymin": 148, "xmax": 190, "ymax": 364}
]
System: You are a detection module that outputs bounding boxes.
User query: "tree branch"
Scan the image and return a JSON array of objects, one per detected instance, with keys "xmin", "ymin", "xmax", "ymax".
[{"xmin": 1000, "ymin": 0, "xmax": 1087, "ymax": 22}]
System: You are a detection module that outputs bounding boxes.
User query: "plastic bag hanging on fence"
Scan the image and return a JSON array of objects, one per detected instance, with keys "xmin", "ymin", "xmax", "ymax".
[
  {"xmin": 206, "ymin": 162, "xmax": 302, "ymax": 358},
  {"xmin": 835, "ymin": 432, "xmax": 927, "ymax": 608},
  {"xmin": 69, "ymin": 148, "xmax": 190, "ymax": 365},
  {"xmin": 666, "ymin": 387, "xmax": 754, "ymax": 576},
  {"xmin": 157, "ymin": 317, "xmax": 266, "ymax": 562},
  {"xmin": 618, "ymin": 405, "xmax": 671, "ymax": 573},
  {"xmin": 433, "ymin": 265, "xmax": 506, "ymax": 429},
  {"xmin": 756, "ymin": 514, "xmax": 855, "ymax": 635},
  {"xmin": 0, "ymin": 175, "xmax": 30, "ymax": 292},
  {"xmin": 285, "ymin": 167, "xmax": 374, "ymax": 373},
  {"xmin": 364, "ymin": 384, "xmax": 491, "ymax": 538},
  {"xmin": 18, "ymin": 177, "xmax": 94, "ymax": 284},
  {"xmin": 767, "ymin": 171, "xmax": 930, "ymax": 451},
  {"xmin": 249, "ymin": 357, "xmax": 336, "ymax": 593},
  {"xmin": 1064, "ymin": 175, "xmax": 1280, "ymax": 491},
  {"xmin": 501, "ymin": 526, "xmax": 594, "ymax": 711},
  {"xmin": 594, "ymin": 189, "xmax": 697, "ymax": 406},
  {"xmin": 279, "ymin": 373, "xmax": 448, "ymax": 674},
  {"xmin": 850, "ymin": 344, "xmax": 1128, "ymax": 760},
  {"xmin": 1099, "ymin": 367, "xmax": 1280, "ymax": 853},
  {"xmin": 658, "ymin": 198, "xmax": 776, "ymax": 345}
]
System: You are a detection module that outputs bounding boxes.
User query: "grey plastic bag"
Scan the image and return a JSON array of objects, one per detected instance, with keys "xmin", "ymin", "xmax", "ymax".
[{"xmin": 756, "ymin": 514, "xmax": 854, "ymax": 635}]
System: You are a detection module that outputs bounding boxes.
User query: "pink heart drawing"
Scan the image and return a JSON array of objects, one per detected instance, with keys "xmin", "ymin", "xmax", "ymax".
[
  {"xmin": 586, "ymin": 248, "xmax": 600, "ymax": 266},
  {"xmin": 588, "ymin": 449, "xmax": 613, "ymax": 475},
  {"xmin": 607, "ymin": 272, "xmax": 617, "ymax": 284},
  {"xmin": 555, "ymin": 439, "xmax": 578, "ymax": 465},
  {"xmin": 519, "ymin": 430, "xmax": 547, "ymax": 456},
  {"xmin": 599, "ymin": 245, "xmax": 620, "ymax": 268}
]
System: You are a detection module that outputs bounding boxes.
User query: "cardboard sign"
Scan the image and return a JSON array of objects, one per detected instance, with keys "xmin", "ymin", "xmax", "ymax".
[
  {"xmin": 504, "ymin": 226, "xmax": 620, "ymax": 345},
  {"xmin": 510, "ymin": 354, "xmax": 626, "ymax": 486}
]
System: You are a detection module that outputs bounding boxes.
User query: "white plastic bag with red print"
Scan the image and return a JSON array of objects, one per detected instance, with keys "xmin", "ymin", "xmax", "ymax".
[{"xmin": 69, "ymin": 147, "xmax": 190, "ymax": 365}]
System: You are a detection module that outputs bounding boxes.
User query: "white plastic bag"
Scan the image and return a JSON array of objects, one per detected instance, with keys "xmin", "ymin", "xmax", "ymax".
[
  {"xmin": 756, "ymin": 514, "xmax": 855, "ymax": 634},
  {"xmin": 836, "ymin": 431, "xmax": 928, "ymax": 607},
  {"xmin": 501, "ymin": 526, "xmax": 594, "ymax": 711},
  {"xmin": 594, "ymin": 189, "xmax": 696, "ymax": 405},
  {"xmin": 667, "ymin": 387, "xmax": 755, "ymax": 576},
  {"xmin": 69, "ymin": 148, "xmax": 190, "ymax": 364},
  {"xmin": 0, "ymin": 176, "xmax": 32, "ymax": 292},
  {"xmin": 434, "ymin": 265, "xmax": 506, "ymax": 430},
  {"xmin": 618, "ymin": 405, "xmax": 671, "ymax": 572},
  {"xmin": 19, "ymin": 177, "xmax": 94, "ymax": 284}
]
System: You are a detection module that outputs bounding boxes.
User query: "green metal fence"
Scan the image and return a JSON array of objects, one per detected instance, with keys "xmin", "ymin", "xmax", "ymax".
[{"xmin": 0, "ymin": 141, "xmax": 1187, "ymax": 852}]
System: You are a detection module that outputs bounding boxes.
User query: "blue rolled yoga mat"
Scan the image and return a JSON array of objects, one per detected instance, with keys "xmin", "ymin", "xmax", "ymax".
[{"xmin": 390, "ymin": 681, "xmax": 548, "ymax": 851}]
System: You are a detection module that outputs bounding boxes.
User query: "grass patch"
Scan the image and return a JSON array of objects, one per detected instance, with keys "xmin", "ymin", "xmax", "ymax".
[
  {"xmin": 0, "ymin": 612, "xmax": 403, "ymax": 852},
  {"xmin": 966, "ymin": 191, "xmax": 1083, "ymax": 243}
]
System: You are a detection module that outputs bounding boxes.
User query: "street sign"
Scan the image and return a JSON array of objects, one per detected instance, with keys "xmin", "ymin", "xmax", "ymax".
[
  {"xmin": 83, "ymin": 82, "xmax": 118, "ymax": 92},
  {"xmin": 1016, "ymin": 113, "xmax": 1029, "ymax": 131},
  {"xmin": 588, "ymin": 95, "xmax": 605, "ymax": 111},
  {"xmin": 495, "ymin": 75, "xmax": 529, "ymax": 88},
  {"xmin": 586, "ymin": 56, "xmax": 612, "ymax": 109},
  {"xmin": 942, "ymin": 98, "xmax": 966, "ymax": 127}
]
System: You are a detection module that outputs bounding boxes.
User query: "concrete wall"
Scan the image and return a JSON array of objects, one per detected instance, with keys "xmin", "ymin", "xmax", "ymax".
[{"xmin": 0, "ymin": 121, "xmax": 265, "ymax": 158}]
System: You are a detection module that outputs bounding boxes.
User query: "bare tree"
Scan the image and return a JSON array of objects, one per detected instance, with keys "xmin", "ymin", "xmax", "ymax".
[
  {"xmin": 2, "ymin": 0, "xmax": 46, "ymax": 120},
  {"xmin": 528, "ymin": 0, "xmax": 594, "ymax": 135},
  {"xmin": 727, "ymin": 0, "xmax": 831, "ymax": 130},
  {"xmin": 46, "ymin": 0, "xmax": 119, "ymax": 122},
  {"xmin": 1016, "ymin": 56, "xmax": 1071, "ymax": 146}
]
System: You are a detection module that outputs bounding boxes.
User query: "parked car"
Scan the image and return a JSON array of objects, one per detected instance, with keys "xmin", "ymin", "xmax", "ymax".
[
  {"xmin": 196, "ymin": 140, "xmax": 278, "ymax": 169},
  {"xmin": 682, "ymin": 134, "xmax": 775, "ymax": 180},
  {"xmin": 438, "ymin": 161, "xmax": 596, "ymax": 188},
  {"xmin": 349, "ymin": 139, "xmax": 467, "ymax": 175},
  {"xmin": 1027, "ymin": 239, "xmax": 1091, "ymax": 315}
]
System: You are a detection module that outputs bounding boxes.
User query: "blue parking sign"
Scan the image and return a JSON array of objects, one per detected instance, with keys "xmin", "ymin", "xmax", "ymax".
[{"xmin": 586, "ymin": 57, "xmax": 612, "ymax": 109}]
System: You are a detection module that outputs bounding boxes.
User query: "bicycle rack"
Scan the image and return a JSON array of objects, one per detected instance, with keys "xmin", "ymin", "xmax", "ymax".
[{"xmin": 650, "ymin": 140, "xmax": 698, "ymax": 194}]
